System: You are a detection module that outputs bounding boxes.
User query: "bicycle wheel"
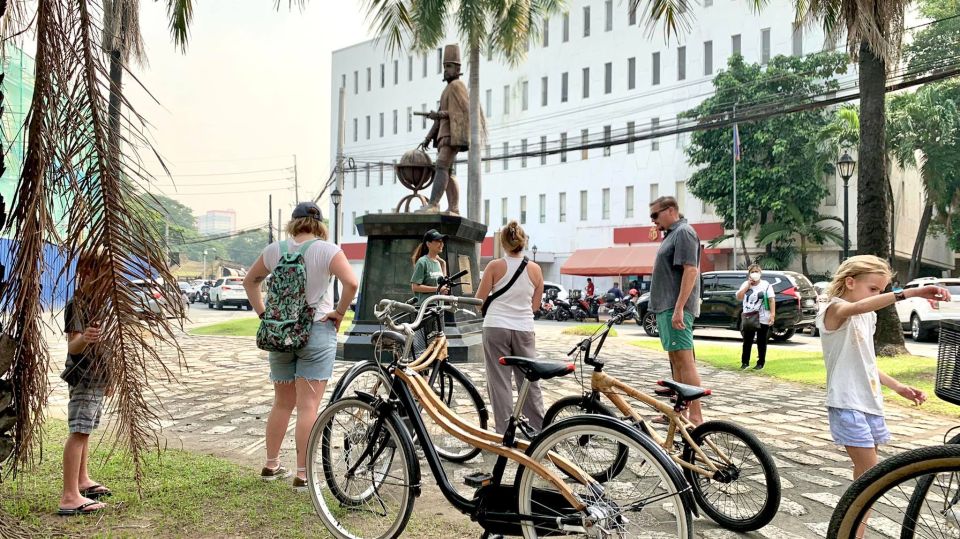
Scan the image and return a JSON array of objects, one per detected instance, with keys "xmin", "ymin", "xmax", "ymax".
[
  {"xmin": 307, "ymin": 397, "xmax": 418, "ymax": 539},
  {"xmin": 901, "ymin": 433, "xmax": 960, "ymax": 539},
  {"xmin": 830, "ymin": 444, "xmax": 960, "ymax": 539},
  {"xmin": 542, "ymin": 395, "xmax": 630, "ymax": 483},
  {"xmin": 516, "ymin": 415, "xmax": 693, "ymax": 539},
  {"xmin": 331, "ymin": 360, "xmax": 392, "ymax": 402},
  {"xmin": 428, "ymin": 363, "xmax": 487, "ymax": 463},
  {"xmin": 681, "ymin": 420, "xmax": 780, "ymax": 532}
]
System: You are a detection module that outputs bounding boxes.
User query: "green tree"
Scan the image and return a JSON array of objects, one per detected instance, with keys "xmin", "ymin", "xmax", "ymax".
[
  {"xmin": 756, "ymin": 205, "xmax": 844, "ymax": 276},
  {"xmin": 360, "ymin": 0, "xmax": 562, "ymax": 221},
  {"xmin": 222, "ymin": 229, "xmax": 272, "ymax": 267},
  {"xmin": 683, "ymin": 52, "xmax": 847, "ymax": 266}
]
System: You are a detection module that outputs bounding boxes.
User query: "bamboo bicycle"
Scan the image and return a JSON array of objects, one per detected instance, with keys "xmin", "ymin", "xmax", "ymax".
[
  {"xmin": 543, "ymin": 305, "xmax": 781, "ymax": 533},
  {"xmin": 307, "ymin": 295, "xmax": 695, "ymax": 539}
]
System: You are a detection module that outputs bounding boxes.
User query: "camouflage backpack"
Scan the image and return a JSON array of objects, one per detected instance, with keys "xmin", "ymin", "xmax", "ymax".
[{"xmin": 256, "ymin": 239, "xmax": 319, "ymax": 352}]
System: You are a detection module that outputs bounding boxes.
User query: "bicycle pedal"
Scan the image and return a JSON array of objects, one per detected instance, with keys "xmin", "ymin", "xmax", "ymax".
[{"xmin": 463, "ymin": 471, "xmax": 494, "ymax": 488}]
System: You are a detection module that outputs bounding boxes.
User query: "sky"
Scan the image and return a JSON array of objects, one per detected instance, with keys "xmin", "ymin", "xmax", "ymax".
[{"xmin": 130, "ymin": 1, "xmax": 375, "ymax": 229}]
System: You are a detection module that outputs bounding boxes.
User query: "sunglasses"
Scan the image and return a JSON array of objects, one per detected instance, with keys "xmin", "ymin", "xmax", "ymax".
[{"xmin": 650, "ymin": 209, "xmax": 662, "ymax": 220}]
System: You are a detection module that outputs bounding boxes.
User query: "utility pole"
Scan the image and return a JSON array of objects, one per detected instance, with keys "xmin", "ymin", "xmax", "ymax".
[
  {"xmin": 334, "ymin": 87, "xmax": 346, "ymax": 304},
  {"xmin": 732, "ymin": 102, "xmax": 738, "ymax": 271},
  {"xmin": 164, "ymin": 220, "xmax": 170, "ymax": 264},
  {"xmin": 293, "ymin": 154, "xmax": 299, "ymax": 202},
  {"xmin": 268, "ymin": 194, "xmax": 274, "ymax": 244},
  {"xmin": 277, "ymin": 209, "xmax": 282, "ymax": 241}
]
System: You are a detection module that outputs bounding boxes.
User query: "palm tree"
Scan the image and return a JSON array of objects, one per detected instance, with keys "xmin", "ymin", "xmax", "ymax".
[
  {"xmin": 756, "ymin": 206, "xmax": 845, "ymax": 276},
  {"xmin": 360, "ymin": 0, "xmax": 562, "ymax": 222}
]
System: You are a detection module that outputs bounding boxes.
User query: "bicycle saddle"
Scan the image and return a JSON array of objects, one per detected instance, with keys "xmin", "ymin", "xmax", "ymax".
[
  {"xmin": 499, "ymin": 356, "xmax": 575, "ymax": 382},
  {"xmin": 657, "ymin": 379, "xmax": 712, "ymax": 402},
  {"xmin": 371, "ymin": 329, "xmax": 407, "ymax": 346}
]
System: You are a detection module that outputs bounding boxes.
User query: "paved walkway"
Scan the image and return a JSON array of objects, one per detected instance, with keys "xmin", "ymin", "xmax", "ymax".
[{"xmin": 45, "ymin": 325, "xmax": 957, "ymax": 538}]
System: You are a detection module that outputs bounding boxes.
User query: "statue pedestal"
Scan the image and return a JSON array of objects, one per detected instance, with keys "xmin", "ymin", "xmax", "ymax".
[{"xmin": 342, "ymin": 213, "xmax": 487, "ymax": 363}]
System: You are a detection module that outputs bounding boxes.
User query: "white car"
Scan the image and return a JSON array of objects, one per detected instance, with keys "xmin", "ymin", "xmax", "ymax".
[
  {"xmin": 208, "ymin": 277, "xmax": 251, "ymax": 310},
  {"xmin": 131, "ymin": 279, "xmax": 186, "ymax": 319},
  {"xmin": 542, "ymin": 281, "xmax": 569, "ymax": 302},
  {"xmin": 896, "ymin": 277, "xmax": 960, "ymax": 341}
]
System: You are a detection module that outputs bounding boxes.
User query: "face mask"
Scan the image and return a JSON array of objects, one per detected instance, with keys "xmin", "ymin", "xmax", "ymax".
[{"xmin": 749, "ymin": 272, "xmax": 762, "ymax": 281}]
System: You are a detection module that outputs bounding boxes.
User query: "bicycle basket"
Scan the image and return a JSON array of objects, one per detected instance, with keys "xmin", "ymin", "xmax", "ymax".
[{"xmin": 935, "ymin": 320, "xmax": 960, "ymax": 405}]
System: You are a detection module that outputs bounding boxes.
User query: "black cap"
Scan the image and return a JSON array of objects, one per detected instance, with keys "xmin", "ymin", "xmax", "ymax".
[
  {"xmin": 423, "ymin": 229, "xmax": 447, "ymax": 242},
  {"xmin": 292, "ymin": 201, "xmax": 324, "ymax": 221}
]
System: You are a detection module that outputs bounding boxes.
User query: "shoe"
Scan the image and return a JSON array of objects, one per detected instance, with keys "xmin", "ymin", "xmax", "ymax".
[
  {"xmin": 293, "ymin": 476, "xmax": 308, "ymax": 492},
  {"xmin": 57, "ymin": 500, "xmax": 104, "ymax": 516},
  {"xmin": 260, "ymin": 464, "xmax": 292, "ymax": 481},
  {"xmin": 740, "ymin": 364, "xmax": 749, "ymax": 370},
  {"xmin": 754, "ymin": 364, "xmax": 765, "ymax": 370}
]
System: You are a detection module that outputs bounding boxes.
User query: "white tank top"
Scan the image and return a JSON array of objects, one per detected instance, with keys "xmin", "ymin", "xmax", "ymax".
[
  {"xmin": 817, "ymin": 296, "xmax": 884, "ymax": 415},
  {"xmin": 483, "ymin": 256, "xmax": 536, "ymax": 332}
]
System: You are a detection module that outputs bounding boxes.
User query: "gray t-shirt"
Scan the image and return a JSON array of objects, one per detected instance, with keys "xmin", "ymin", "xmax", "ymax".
[{"xmin": 649, "ymin": 218, "xmax": 701, "ymax": 317}]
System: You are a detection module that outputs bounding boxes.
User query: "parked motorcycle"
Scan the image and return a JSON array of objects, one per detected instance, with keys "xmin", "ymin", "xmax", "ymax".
[
  {"xmin": 567, "ymin": 289, "xmax": 600, "ymax": 322},
  {"xmin": 604, "ymin": 292, "xmax": 637, "ymax": 324}
]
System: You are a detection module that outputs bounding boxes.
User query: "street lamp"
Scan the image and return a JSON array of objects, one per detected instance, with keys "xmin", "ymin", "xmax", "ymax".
[
  {"xmin": 202, "ymin": 249, "xmax": 208, "ymax": 280},
  {"xmin": 532, "ymin": 244, "xmax": 538, "ymax": 263},
  {"xmin": 331, "ymin": 188, "xmax": 343, "ymax": 304},
  {"xmin": 837, "ymin": 151, "xmax": 857, "ymax": 260}
]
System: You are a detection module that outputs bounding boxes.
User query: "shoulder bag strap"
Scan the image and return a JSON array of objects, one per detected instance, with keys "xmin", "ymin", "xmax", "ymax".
[
  {"xmin": 481, "ymin": 257, "xmax": 529, "ymax": 317},
  {"xmin": 296, "ymin": 239, "xmax": 320, "ymax": 257},
  {"xmin": 279, "ymin": 240, "xmax": 290, "ymax": 256}
]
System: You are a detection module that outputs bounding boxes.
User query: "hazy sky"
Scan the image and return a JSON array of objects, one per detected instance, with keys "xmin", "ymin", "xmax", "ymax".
[{"xmin": 131, "ymin": 1, "xmax": 374, "ymax": 229}]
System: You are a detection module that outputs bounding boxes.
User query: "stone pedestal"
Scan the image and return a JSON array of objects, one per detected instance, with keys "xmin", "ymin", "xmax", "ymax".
[{"xmin": 342, "ymin": 213, "xmax": 487, "ymax": 363}]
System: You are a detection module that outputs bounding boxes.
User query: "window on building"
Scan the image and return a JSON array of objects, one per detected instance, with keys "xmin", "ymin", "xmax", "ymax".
[
  {"xmin": 408, "ymin": 55, "xmax": 413, "ymax": 81},
  {"xmin": 380, "ymin": 63, "xmax": 385, "ymax": 87},
  {"xmin": 393, "ymin": 59, "xmax": 399, "ymax": 84},
  {"xmin": 562, "ymin": 12, "xmax": 570, "ymax": 42},
  {"xmin": 406, "ymin": 106, "xmax": 412, "ymax": 132},
  {"xmin": 732, "ymin": 34, "xmax": 742, "ymax": 56},
  {"xmin": 421, "ymin": 103, "xmax": 427, "ymax": 128},
  {"xmin": 627, "ymin": 121, "xmax": 635, "ymax": 153},
  {"xmin": 422, "ymin": 54, "xmax": 428, "ymax": 77},
  {"xmin": 560, "ymin": 132, "xmax": 568, "ymax": 162},
  {"xmin": 583, "ymin": 6, "xmax": 591, "ymax": 36},
  {"xmin": 677, "ymin": 46, "xmax": 686, "ymax": 80},
  {"xmin": 487, "ymin": 47, "xmax": 493, "ymax": 61},
  {"xmin": 521, "ymin": 138, "xmax": 528, "ymax": 167},
  {"xmin": 379, "ymin": 112, "xmax": 384, "ymax": 137},
  {"xmin": 604, "ymin": 62, "xmax": 612, "ymax": 94},
  {"xmin": 485, "ymin": 89, "xmax": 492, "ymax": 117},
  {"xmin": 581, "ymin": 129, "xmax": 589, "ymax": 160},
  {"xmin": 379, "ymin": 163, "xmax": 384, "ymax": 185},
  {"xmin": 393, "ymin": 159, "xmax": 398, "ymax": 183},
  {"xmin": 651, "ymin": 117, "xmax": 660, "ymax": 151},
  {"xmin": 539, "ymin": 194, "xmax": 546, "ymax": 223},
  {"xmin": 341, "ymin": 74, "xmax": 346, "ymax": 88},
  {"xmin": 792, "ymin": 24, "xmax": 803, "ymax": 56},
  {"xmin": 625, "ymin": 186, "xmax": 635, "ymax": 218},
  {"xmin": 705, "ymin": 0, "xmax": 713, "ymax": 6},
  {"xmin": 761, "ymin": 28, "xmax": 771, "ymax": 64},
  {"xmin": 353, "ymin": 118, "xmax": 358, "ymax": 142},
  {"xmin": 436, "ymin": 48, "xmax": 443, "ymax": 73},
  {"xmin": 605, "ymin": 0, "xmax": 613, "ymax": 31},
  {"xmin": 353, "ymin": 70, "xmax": 358, "ymax": 94},
  {"xmin": 352, "ymin": 211, "xmax": 357, "ymax": 234},
  {"xmin": 540, "ymin": 136, "xmax": 547, "ymax": 165},
  {"xmin": 582, "ymin": 67, "xmax": 590, "ymax": 98},
  {"xmin": 541, "ymin": 76, "xmax": 549, "ymax": 106},
  {"xmin": 676, "ymin": 117, "xmax": 684, "ymax": 148},
  {"xmin": 652, "ymin": 52, "xmax": 661, "ymax": 85},
  {"xmin": 580, "ymin": 190, "xmax": 588, "ymax": 221},
  {"xmin": 520, "ymin": 196, "xmax": 527, "ymax": 224},
  {"xmin": 676, "ymin": 180, "xmax": 687, "ymax": 206},
  {"xmin": 559, "ymin": 192, "xmax": 567, "ymax": 222},
  {"xmin": 501, "ymin": 198, "xmax": 508, "ymax": 225},
  {"xmin": 484, "ymin": 199, "xmax": 490, "ymax": 225},
  {"xmin": 825, "ymin": 171, "xmax": 837, "ymax": 205},
  {"xmin": 704, "ymin": 41, "xmax": 713, "ymax": 75},
  {"xmin": 650, "ymin": 182, "xmax": 659, "ymax": 203},
  {"xmin": 521, "ymin": 80, "xmax": 529, "ymax": 111},
  {"xmin": 366, "ymin": 67, "xmax": 371, "ymax": 91},
  {"xmin": 503, "ymin": 84, "xmax": 510, "ymax": 114},
  {"xmin": 352, "ymin": 168, "xmax": 357, "ymax": 189},
  {"xmin": 603, "ymin": 125, "xmax": 612, "ymax": 156},
  {"xmin": 543, "ymin": 18, "xmax": 550, "ymax": 46},
  {"xmin": 484, "ymin": 145, "xmax": 491, "ymax": 173},
  {"xmin": 503, "ymin": 142, "xmax": 510, "ymax": 170},
  {"xmin": 702, "ymin": 199, "xmax": 715, "ymax": 214},
  {"xmin": 365, "ymin": 115, "xmax": 370, "ymax": 139},
  {"xmin": 561, "ymin": 72, "xmax": 569, "ymax": 102},
  {"xmin": 602, "ymin": 188, "xmax": 610, "ymax": 219},
  {"xmin": 628, "ymin": 57, "xmax": 636, "ymax": 90},
  {"xmin": 365, "ymin": 164, "xmax": 370, "ymax": 186}
]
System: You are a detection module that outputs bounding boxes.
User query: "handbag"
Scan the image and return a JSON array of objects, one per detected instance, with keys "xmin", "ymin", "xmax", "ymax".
[
  {"xmin": 481, "ymin": 257, "xmax": 529, "ymax": 317},
  {"xmin": 742, "ymin": 311, "xmax": 761, "ymax": 332}
]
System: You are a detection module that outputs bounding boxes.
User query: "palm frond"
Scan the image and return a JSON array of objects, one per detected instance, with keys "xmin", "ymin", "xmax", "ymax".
[
  {"xmin": 410, "ymin": 0, "xmax": 450, "ymax": 51},
  {"xmin": 455, "ymin": 0, "xmax": 488, "ymax": 52},
  {"xmin": 361, "ymin": 0, "xmax": 414, "ymax": 55},
  {"xmin": 102, "ymin": 0, "xmax": 146, "ymax": 64},
  {"xmin": 630, "ymin": 0, "xmax": 693, "ymax": 41},
  {"xmin": 164, "ymin": 0, "xmax": 193, "ymax": 53}
]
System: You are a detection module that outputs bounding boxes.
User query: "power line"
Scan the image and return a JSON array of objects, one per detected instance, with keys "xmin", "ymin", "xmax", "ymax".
[
  {"xmin": 147, "ymin": 166, "xmax": 294, "ymax": 178},
  {"xmin": 176, "ymin": 224, "xmax": 271, "ymax": 245},
  {"xmin": 151, "ymin": 176, "xmax": 296, "ymax": 187}
]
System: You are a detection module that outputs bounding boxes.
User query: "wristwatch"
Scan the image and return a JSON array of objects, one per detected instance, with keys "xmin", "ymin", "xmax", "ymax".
[{"xmin": 893, "ymin": 287, "xmax": 906, "ymax": 302}]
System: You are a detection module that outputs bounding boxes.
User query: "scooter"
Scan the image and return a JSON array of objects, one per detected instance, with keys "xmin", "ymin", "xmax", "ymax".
[{"xmin": 568, "ymin": 289, "xmax": 600, "ymax": 322}]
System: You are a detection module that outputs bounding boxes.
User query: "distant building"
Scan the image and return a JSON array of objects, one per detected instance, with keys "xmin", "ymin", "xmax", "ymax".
[{"xmin": 197, "ymin": 210, "xmax": 236, "ymax": 236}]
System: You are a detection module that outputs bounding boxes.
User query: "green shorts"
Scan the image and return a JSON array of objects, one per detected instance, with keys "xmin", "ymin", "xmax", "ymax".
[{"xmin": 656, "ymin": 309, "xmax": 695, "ymax": 352}]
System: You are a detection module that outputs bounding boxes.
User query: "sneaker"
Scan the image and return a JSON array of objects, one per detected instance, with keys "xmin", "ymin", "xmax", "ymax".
[
  {"xmin": 260, "ymin": 464, "xmax": 292, "ymax": 481},
  {"xmin": 754, "ymin": 364, "xmax": 765, "ymax": 370},
  {"xmin": 293, "ymin": 476, "xmax": 308, "ymax": 492},
  {"xmin": 740, "ymin": 364, "xmax": 749, "ymax": 370}
]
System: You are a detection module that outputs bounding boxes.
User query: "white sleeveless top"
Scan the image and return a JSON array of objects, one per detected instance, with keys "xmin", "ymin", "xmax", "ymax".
[
  {"xmin": 483, "ymin": 256, "xmax": 536, "ymax": 332},
  {"xmin": 261, "ymin": 238, "xmax": 341, "ymax": 321},
  {"xmin": 817, "ymin": 296, "xmax": 884, "ymax": 415}
]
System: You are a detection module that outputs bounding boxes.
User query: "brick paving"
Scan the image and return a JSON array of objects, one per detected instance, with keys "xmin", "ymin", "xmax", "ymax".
[{"xmin": 45, "ymin": 324, "xmax": 957, "ymax": 538}]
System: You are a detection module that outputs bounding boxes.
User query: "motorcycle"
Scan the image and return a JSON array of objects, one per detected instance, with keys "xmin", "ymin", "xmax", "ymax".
[
  {"xmin": 198, "ymin": 285, "xmax": 211, "ymax": 305},
  {"xmin": 604, "ymin": 293, "xmax": 636, "ymax": 324},
  {"xmin": 567, "ymin": 289, "xmax": 600, "ymax": 322}
]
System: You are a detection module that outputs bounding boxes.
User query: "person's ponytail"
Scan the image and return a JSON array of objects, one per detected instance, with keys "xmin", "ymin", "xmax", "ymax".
[{"xmin": 411, "ymin": 242, "xmax": 427, "ymax": 265}]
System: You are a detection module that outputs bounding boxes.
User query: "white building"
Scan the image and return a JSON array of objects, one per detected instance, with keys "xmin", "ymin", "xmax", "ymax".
[
  {"xmin": 197, "ymin": 209, "xmax": 237, "ymax": 236},
  {"xmin": 329, "ymin": 0, "xmax": 953, "ymax": 290}
]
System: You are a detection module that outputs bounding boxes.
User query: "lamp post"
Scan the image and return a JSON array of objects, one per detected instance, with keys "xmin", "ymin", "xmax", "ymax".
[
  {"xmin": 331, "ymin": 188, "xmax": 343, "ymax": 304},
  {"xmin": 202, "ymin": 249, "xmax": 207, "ymax": 280},
  {"xmin": 532, "ymin": 244, "xmax": 538, "ymax": 263},
  {"xmin": 837, "ymin": 151, "xmax": 857, "ymax": 260}
]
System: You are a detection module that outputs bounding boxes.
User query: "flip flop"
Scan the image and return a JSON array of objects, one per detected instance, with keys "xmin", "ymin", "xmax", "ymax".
[
  {"xmin": 80, "ymin": 484, "xmax": 112, "ymax": 500},
  {"xmin": 57, "ymin": 500, "xmax": 104, "ymax": 516}
]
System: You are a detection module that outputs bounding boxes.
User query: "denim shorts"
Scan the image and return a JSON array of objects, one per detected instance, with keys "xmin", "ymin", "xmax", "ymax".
[
  {"xmin": 828, "ymin": 407, "xmax": 891, "ymax": 448},
  {"xmin": 268, "ymin": 320, "xmax": 337, "ymax": 383}
]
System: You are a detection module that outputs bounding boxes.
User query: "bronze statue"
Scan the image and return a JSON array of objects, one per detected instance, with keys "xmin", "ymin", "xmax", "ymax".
[{"xmin": 416, "ymin": 44, "xmax": 470, "ymax": 214}]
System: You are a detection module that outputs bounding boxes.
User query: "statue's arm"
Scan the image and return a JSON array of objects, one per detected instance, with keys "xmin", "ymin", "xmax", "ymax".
[{"xmin": 423, "ymin": 120, "xmax": 440, "ymax": 146}]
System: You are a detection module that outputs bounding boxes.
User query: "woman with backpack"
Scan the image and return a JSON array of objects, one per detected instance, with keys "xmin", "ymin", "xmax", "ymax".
[
  {"xmin": 736, "ymin": 263, "xmax": 776, "ymax": 370},
  {"xmin": 243, "ymin": 201, "xmax": 358, "ymax": 491},
  {"xmin": 475, "ymin": 221, "xmax": 545, "ymax": 433}
]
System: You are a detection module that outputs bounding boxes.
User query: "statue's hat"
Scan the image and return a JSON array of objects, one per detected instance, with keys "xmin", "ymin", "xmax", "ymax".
[{"xmin": 442, "ymin": 44, "xmax": 461, "ymax": 65}]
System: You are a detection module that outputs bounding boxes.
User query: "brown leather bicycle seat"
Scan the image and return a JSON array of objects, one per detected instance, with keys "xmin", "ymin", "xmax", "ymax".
[
  {"xmin": 499, "ymin": 356, "xmax": 575, "ymax": 382},
  {"xmin": 657, "ymin": 379, "xmax": 712, "ymax": 402}
]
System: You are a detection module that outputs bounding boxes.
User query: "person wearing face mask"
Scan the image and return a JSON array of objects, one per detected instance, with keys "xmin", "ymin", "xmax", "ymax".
[{"xmin": 736, "ymin": 264, "xmax": 776, "ymax": 370}]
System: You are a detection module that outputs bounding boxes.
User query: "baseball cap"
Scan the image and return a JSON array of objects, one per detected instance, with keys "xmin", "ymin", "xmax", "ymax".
[
  {"xmin": 423, "ymin": 229, "xmax": 447, "ymax": 242},
  {"xmin": 292, "ymin": 202, "xmax": 324, "ymax": 221}
]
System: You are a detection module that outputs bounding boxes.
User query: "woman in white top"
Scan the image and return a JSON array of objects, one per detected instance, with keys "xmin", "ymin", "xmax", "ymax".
[
  {"xmin": 243, "ymin": 202, "xmax": 358, "ymax": 490},
  {"xmin": 475, "ymin": 221, "xmax": 545, "ymax": 433},
  {"xmin": 735, "ymin": 264, "xmax": 776, "ymax": 370}
]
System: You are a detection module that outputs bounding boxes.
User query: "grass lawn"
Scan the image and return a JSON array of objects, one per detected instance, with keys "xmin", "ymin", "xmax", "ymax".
[
  {"xmin": 562, "ymin": 324, "xmax": 618, "ymax": 337},
  {"xmin": 629, "ymin": 340, "xmax": 958, "ymax": 418},
  {"xmin": 191, "ymin": 311, "xmax": 355, "ymax": 337},
  {"xmin": 1, "ymin": 420, "xmax": 471, "ymax": 538}
]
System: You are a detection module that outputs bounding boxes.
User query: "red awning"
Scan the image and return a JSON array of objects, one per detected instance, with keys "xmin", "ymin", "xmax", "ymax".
[{"xmin": 560, "ymin": 245, "xmax": 661, "ymax": 277}]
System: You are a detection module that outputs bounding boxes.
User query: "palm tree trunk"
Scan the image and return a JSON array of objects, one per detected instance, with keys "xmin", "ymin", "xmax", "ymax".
[
  {"xmin": 467, "ymin": 44, "xmax": 481, "ymax": 222},
  {"xmin": 858, "ymin": 40, "xmax": 907, "ymax": 356},
  {"xmin": 907, "ymin": 201, "xmax": 934, "ymax": 281}
]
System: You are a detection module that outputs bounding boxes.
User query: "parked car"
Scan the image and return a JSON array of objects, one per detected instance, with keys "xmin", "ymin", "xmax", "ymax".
[
  {"xmin": 896, "ymin": 277, "xmax": 960, "ymax": 341},
  {"xmin": 636, "ymin": 270, "xmax": 819, "ymax": 342},
  {"xmin": 542, "ymin": 281, "xmax": 569, "ymax": 302},
  {"xmin": 809, "ymin": 281, "xmax": 831, "ymax": 336},
  {"xmin": 131, "ymin": 279, "xmax": 186, "ymax": 319},
  {"xmin": 208, "ymin": 277, "xmax": 251, "ymax": 310}
]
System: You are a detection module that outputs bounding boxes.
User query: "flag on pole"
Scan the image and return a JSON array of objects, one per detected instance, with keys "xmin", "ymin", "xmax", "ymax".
[{"xmin": 733, "ymin": 124, "xmax": 741, "ymax": 161}]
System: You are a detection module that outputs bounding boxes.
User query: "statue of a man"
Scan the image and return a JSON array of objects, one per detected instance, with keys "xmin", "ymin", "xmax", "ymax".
[{"xmin": 417, "ymin": 44, "xmax": 469, "ymax": 214}]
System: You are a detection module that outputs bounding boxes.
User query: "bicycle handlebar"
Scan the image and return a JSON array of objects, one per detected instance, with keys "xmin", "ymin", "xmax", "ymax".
[{"xmin": 375, "ymin": 295, "xmax": 481, "ymax": 334}]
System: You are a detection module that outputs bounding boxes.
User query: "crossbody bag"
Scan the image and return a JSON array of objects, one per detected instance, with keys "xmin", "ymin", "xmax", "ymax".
[{"xmin": 481, "ymin": 257, "xmax": 529, "ymax": 317}]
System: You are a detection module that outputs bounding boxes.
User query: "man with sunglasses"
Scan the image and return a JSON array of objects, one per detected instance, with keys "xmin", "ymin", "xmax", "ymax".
[{"xmin": 649, "ymin": 196, "xmax": 704, "ymax": 425}]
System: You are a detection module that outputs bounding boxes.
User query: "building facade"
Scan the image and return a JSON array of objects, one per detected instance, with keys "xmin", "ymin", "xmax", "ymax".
[
  {"xmin": 329, "ymin": 0, "xmax": 953, "ymax": 291},
  {"xmin": 197, "ymin": 209, "xmax": 237, "ymax": 236}
]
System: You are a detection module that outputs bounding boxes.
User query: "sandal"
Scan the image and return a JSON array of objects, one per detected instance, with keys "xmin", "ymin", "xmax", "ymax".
[
  {"xmin": 57, "ymin": 500, "xmax": 104, "ymax": 516},
  {"xmin": 651, "ymin": 415, "xmax": 672, "ymax": 425},
  {"xmin": 80, "ymin": 484, "xmax": 112, "ymax": 500}
]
